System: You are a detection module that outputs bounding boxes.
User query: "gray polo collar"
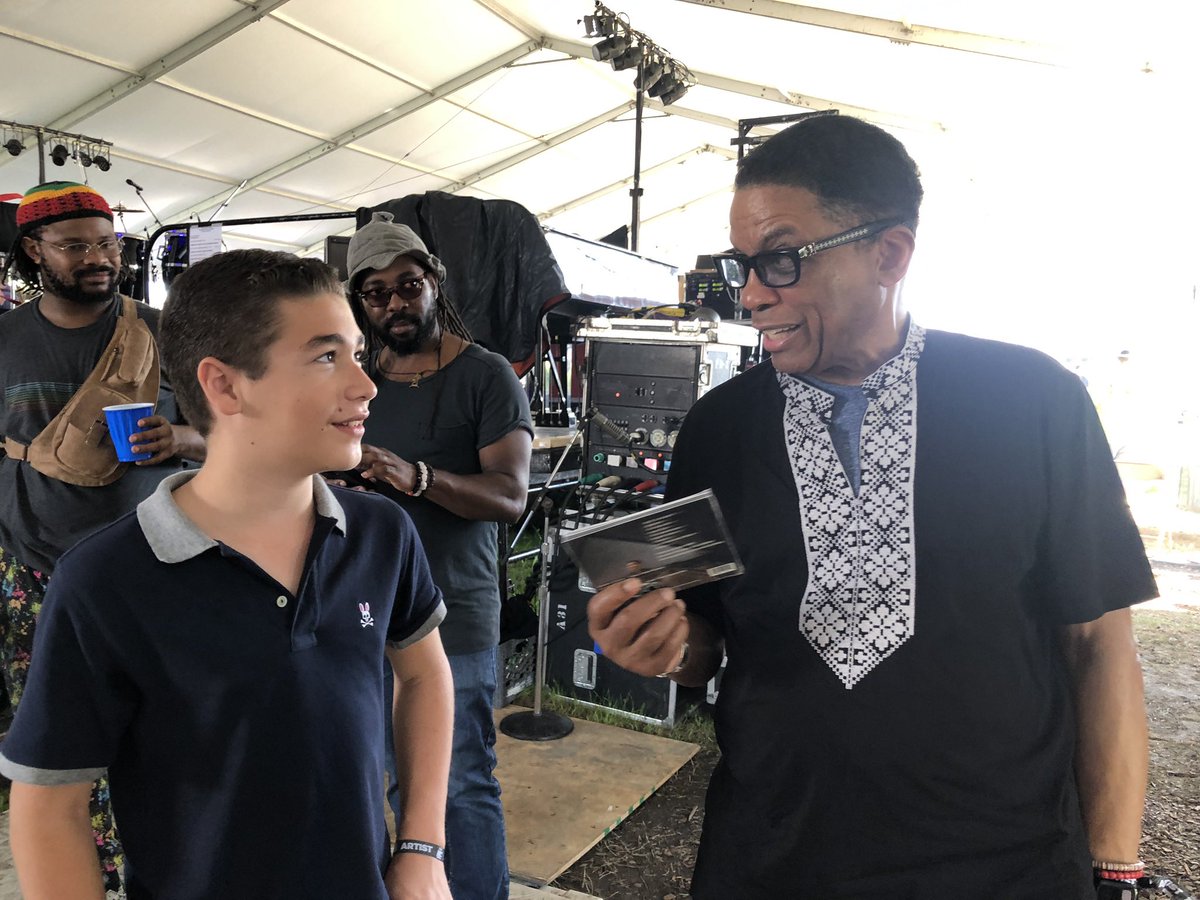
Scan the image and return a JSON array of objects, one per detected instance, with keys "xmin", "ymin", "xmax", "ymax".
[{"xmin": 137, "ymin": 471, "xmax": 348, "ymax": 564}]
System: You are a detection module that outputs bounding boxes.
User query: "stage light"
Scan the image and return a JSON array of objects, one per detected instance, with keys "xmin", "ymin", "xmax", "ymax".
[
  {"xmin": 78, "ymin": 147, "xmax": 93, "ymax": 167},
  {"xmin": 4, "ymin": 139, "xmax": 21, "ymax": 157},
  {"xmin": 658, "ymin": 81, "xmax": 689, "ymax": 106},
  {"xmin": 582, "ymin": 14, "xmax": 614, "ymax": 37},
  {"xmin": 647, "ymin": 72, "xmax": 677, "ymax": 99},
  {"xmin": 50, "ymin": 143, "xmax": 69, "ymax": 166},
  {"xmin": 94, "ymin": 154, "xmax": 111, "ymax": 172},
  {"xmin": 592, "ymin": 34, "xmax": 629, "ymax": 61},
  {"xmin": 611, "ymin": 44, "xmax": 643, "ymax": 71},
  {"xmin": 635, "ymin": 57, "xmax": 665, "ymax": 91}
]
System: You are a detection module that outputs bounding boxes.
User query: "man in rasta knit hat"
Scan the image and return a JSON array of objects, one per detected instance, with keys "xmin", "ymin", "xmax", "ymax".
[{"xmin": 0, "ymin": 181, "xmax": 205, "ymax": 890}]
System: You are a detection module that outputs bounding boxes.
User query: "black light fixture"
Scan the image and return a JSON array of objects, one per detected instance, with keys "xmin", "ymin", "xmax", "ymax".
[
  {"xmin": 0, "ymin": 119, "xmax": 114, "ymax": 181},
  {"xmin": 591, "ymin": 34, "xmax": 629, "ymax": 61},
  {"xmin": 647, "ymin": 71, "xmax": 677, "ymax": 99},
  {"xmin": 582, "ymin": 13, "xmax": 615, "ymax": 37},
  {"xmin": 611, "ymin": 43, "xmax": 644, "ymax": 71},
  {"xmin": 579, "ymin": 2, "xmax": 696, "ymax": 252},
  {"xmin": 635, "ymin": 57, "xmax": 665, "ymax": 91},
  {"xmin": 658, "ymin": 81, "xmax": 689, "ymax": 105},
  {"xmin": 582, "ymin": 3, "xmax": 693, "ymax": 105}
]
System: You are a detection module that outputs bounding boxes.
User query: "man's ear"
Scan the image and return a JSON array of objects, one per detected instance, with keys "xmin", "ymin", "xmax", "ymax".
[
  {"xmin": 195, "ymin": 357, "xmax": 244, "ymax": 422},
  {"xmin": 876, "ymin": 226, "xmax": 916, "ymax": 288},
  {"xmin": 21, "ymin": 235, "xmax": 43, "ymax": 266}
]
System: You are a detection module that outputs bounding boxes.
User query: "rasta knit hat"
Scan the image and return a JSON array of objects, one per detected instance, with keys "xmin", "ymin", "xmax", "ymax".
[
  {"xmin": 346, "ymin": 211, "xmax": 447, "ymax": 288},
  {"xmin": 16, "ymin": 181, "xmax": 113, "ymax": 232}
]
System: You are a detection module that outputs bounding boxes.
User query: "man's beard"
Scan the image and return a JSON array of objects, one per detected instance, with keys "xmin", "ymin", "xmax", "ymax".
[
  {"xmin": 40, "ymin": 262, "xmax": 119, "ymax": 306},
  {"xmin": 372, "ymin": 308, "xmax": 438, "ymax": 356}
]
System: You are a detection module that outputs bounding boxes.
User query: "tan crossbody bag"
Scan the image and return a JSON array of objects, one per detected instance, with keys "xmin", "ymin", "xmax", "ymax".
[{"xmin": 3, "ymin": 296, "xmax": 161, "ymax": 487}]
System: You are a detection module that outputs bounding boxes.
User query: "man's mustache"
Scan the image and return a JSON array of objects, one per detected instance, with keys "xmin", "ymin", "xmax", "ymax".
[
  {"xmin": 382, "ymin": 312, "xmax": 420, "ymax": 330},
  {"xmin": 73, "ymin": 265, "xmax": 117, "ymax": 278}
]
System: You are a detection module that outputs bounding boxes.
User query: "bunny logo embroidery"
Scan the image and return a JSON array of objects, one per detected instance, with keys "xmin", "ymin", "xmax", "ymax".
[{"xmin": 358, "ymin": 602, "xmax": 375, "ymax": 628}]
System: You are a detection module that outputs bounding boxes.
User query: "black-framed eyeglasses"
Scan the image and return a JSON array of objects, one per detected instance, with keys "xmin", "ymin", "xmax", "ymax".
[
  {"xmin": 354, "ymin": 274, "xmax": 428, "ymax": 309},
  {"xmin": 711, "ymin": 218, "xmax": 907, "ymax": 289},
  {"xmin": 35, "ymin": 237, "xmax": 124, "ymax": 259}
]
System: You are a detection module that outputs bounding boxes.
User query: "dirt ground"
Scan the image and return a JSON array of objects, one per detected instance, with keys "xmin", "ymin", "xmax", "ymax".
[{"xmin": 554, "ymin": 564, "xmax": 1200, "ymax": 899}]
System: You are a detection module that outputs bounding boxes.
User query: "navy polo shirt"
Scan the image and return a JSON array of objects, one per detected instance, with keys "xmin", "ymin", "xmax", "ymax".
[{"xmin": 0, "ymin": 471, "xmax": 445, "ymax": 900}]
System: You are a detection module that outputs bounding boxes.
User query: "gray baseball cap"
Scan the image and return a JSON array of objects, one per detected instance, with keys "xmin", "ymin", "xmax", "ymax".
[{"xmin": 345, "ymin": 211, "xmax": 447, "ymax": 287}]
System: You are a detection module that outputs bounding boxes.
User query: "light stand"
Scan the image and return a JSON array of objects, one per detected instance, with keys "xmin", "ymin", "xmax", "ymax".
[
  {"xmin": 629, "ymin": 71, "xmax": 644, "ymax": 253},
  {"xmin": 500, "ymin": 435, "xmax": 580, "ymax": 742}
]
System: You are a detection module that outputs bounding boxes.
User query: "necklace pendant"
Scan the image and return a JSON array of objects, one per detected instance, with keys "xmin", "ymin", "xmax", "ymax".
[{"xmin": 410, "ymin": 374, "xmax": 421, "ymax": 388}]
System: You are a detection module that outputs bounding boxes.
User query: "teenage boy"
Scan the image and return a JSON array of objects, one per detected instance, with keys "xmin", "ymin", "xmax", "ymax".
[{"xmin": 0, "ymin": 249, "xmax": 455, "ymax": 900}]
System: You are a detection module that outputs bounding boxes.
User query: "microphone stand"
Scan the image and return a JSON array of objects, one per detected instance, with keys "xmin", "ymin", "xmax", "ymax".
[
  {"xmin": 500, "ymin": 434, "xmax": 579, "ymax": 742},
  {"xmin": 129, "ymin": 183, "xmax": 164, "ymax": 230}
]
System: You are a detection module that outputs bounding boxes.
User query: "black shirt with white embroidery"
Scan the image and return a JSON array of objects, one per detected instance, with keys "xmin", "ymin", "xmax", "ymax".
[{"xmin": 669, "ymin": 327, "xmax": 1156, "ymax": 899}]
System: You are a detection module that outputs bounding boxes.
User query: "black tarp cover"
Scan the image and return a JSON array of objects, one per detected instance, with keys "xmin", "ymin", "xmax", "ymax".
[{"xmin": 363, "ymin": 191, "xmax": 569, "ymax": 376}]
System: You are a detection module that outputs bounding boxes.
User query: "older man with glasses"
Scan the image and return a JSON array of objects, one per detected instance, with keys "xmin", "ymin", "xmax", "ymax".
[
  {"xmin": 588, "ymin": 116, "xmax": 1155, "ymax": 900},
  {"xmin": 0, "ymin": 181, "xmax": 204, "ymax": 893}
]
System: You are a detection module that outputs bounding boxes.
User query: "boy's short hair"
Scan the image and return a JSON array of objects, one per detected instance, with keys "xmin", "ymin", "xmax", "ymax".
[
  {"xmin": 160, "ymin": 249, "xmax": 344, "ymax": 435},
  {"xmin": 736, "ymin": 114, "xmax": 924, "ymax": 230}
]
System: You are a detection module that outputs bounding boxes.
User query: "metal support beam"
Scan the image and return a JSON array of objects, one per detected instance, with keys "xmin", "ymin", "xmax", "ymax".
[
  {"xmin": 1, "ymin": 19, "xmax": 545, "ymax": 167},
  {"xmin": 539, "ymin": 144, "xmax": 734, "ymax": 220},
  {"xmin": 158, "ymin": 40, "xmax": 543, "ymax": 223},
  {"xmin": 266, "ymin": 10, "xmax": 548, "ymax": 144},
  {"xmin": 295, "ymin": 104, "xmax": 634, "ymax": 257},
  {"xmin": 109, "ymin": 148, "xmax": 356, "ymax": 212},
  {"xmin": 641, "ymin": 185, "xmax": 734, "ymax": 227},
  {"xmin": 641, "ymin": 98, "xmax": 738, "ymax": 132},
  {"xmin": 451, "ymin": 103, "xmax": 632, "ymax": 191},
  {"xmin": 542, "ymin": 38, "xmax": 944, "ymax": 133},
  {"xmin": 470, "ymin": 0, "xmax": 542, "ymax": 41},
  {"xmin": 48, "ymin": 0, "xmax": 293, "ymax": 132},
  {"xmin": 674, "ymin": 0, "xmax": 1066, "ymax": 67}
]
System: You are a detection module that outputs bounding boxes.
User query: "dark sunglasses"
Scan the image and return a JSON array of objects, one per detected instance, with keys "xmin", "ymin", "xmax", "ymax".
[
  {"xmin": 711, "ymin": 218, "xmax": 907, "ymax": 289},
  {"xmin": 354, "ymin": 274, "xmax": 428, "ymax": 308}
]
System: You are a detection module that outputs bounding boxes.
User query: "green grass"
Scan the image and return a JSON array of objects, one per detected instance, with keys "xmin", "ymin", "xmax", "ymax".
[
  {"xmin": 506, "ymin": 526, "xmax": 542, "ymax": 603},
  {"xmin": 512, "ymin": 686, "xmax": 717, "ymax": 750}
]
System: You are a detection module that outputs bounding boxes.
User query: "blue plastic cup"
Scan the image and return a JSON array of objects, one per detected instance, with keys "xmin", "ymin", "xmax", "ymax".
[{"xmin": 103, "ymin": 403, "xmax": 155, "ymax": 462}]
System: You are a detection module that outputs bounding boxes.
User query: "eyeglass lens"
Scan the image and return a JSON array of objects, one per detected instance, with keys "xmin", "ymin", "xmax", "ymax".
[
  {"xmin": 360, "ymin": 277, "xmax": 425, "ymax": 307},
  {"xmin": 717, "ymin": 253, "xmax": 798, "ymax": 289},
  {"xmin": 51, "ymin": 239, "xmax": 123, "ymax": 258}
]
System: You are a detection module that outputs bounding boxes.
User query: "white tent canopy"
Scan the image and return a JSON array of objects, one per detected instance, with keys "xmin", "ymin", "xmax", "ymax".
[{"xmin": 3, "ymin": 0, "xmax": 1197, "ymax": 360}]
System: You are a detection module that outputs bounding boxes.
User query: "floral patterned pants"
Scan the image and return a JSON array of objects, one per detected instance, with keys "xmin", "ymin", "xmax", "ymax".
[{"xmin": 1, "ymin": 546, "xmax": 124, "ymax": 893}]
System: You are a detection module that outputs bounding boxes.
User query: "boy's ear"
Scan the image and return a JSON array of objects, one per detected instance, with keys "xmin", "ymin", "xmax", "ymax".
[{"xmin": 195, "ymin": 357, "xmax": 244, "ymax": 422}]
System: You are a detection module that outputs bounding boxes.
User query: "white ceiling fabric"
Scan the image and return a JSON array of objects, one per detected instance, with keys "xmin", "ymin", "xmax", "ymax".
[{"xmin": 3, "ymin": 0, "xmax": 1196, "ymax": 357}]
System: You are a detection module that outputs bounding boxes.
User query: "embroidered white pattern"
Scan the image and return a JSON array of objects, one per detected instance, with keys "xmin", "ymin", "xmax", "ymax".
[
  {"xmin": 358, "ymin": 602, "xmax": 375, "ymax": 628},
  {"xmin": 778, "ymin": 325, "xmax": 925, "ymax": 689}
]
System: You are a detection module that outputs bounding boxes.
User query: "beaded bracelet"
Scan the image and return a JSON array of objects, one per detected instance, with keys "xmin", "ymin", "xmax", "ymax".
[
  {"xmin": 1097, "ymin": 871, "xmax": 1142, "ymax": 883},
  {"xmin": 1093, "ymin": 860, "xmax": 1145, "ymax": 873},
  {"xmin": 406, "ymin": 461, "xmax": 429, "ymax": 497}
]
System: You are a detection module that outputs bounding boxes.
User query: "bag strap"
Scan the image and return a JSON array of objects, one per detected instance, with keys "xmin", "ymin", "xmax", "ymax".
[
  {"xmin": 3, "ymin": 436, "xmax": 29, "ymax": 461},
  {"xmin": 8, "ymin": 297, "xmax": 142, "ymax": 469}
]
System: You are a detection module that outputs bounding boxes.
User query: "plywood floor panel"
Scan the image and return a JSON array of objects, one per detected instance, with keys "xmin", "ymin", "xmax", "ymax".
[{"xmin": 495, "ymin": 707, "xmax": 698, "ymax": 886}]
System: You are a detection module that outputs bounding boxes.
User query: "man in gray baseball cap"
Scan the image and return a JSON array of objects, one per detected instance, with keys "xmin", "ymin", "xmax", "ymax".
[{"xmin": 346, "ymin": 210, "xmax": 533, "ymax": 900}]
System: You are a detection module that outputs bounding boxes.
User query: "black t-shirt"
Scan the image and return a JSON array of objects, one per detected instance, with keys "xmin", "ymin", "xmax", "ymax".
[
  {"xmin": 668, "ymin": 330, "xmax": 1157, "ymax": 900},
  {"xmin": 361, "ymin": 344, "xmax": 532, "ymax": 655},
  {"xmin": 0, "ymin": 297, "xmax": 182, "ymax": 573}
]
